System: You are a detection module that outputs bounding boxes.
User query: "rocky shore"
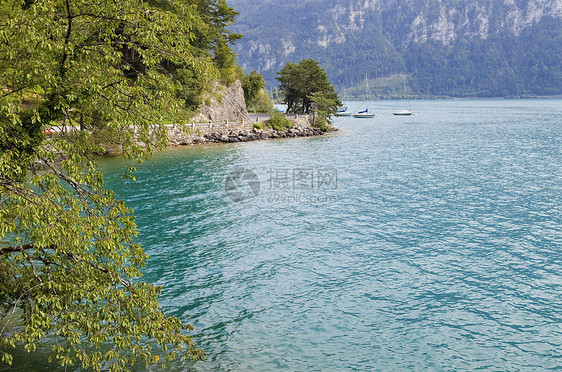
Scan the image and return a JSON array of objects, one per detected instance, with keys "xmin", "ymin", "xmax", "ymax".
[
  {"xmin": 166, "ymin": 80, "xmax": 334, "ymax": 146},
  {"xmin": 168, "ymin": 124, "xmax": 330, "ymax": 146}
]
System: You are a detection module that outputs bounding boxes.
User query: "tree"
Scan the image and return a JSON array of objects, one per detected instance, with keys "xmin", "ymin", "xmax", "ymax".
[
  {"xmin": 242, "ymin": 71, "xmax": 265, "ymax": 104},
  {"xmin": 309, "ymin": 90, "xmax": 341, "ymax": 129},
  {"xmin": 213, "ymin": 38, "xmax": 238, "ymax": 85},
  {"xmin": 276, "ymin": 59, "xmax": 340, "ymax": 126},
  {"xmin": 190, "ymin": 0, "xmax": 241, "ymax": 85},
  {"xmin": 248, "ymin": 89, "xmax": 274, "ymax": 113},
  {"xmin": 242, "ymin": 71, "xmax": 272, "ymax": 112},
  {"xmin": 0, "ymin": 1, "xmax": 223, "ymax": 370}
]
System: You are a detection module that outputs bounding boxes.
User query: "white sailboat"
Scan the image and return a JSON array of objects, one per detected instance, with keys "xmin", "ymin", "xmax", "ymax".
[
  {"xmin": 353, "ymin": 108, "xmax": 375, "ymax": 118},
  {"xmin": 393, "ymin": 80, "xmax": 413, "ymax": 116},
  {"xmin": 393, "ymin": 109, "xmax": 413, "ymax": 116},
  {"xmin": 336, "ymin": 89, "xmax": 353, "ymax": 116},
  {"xmin": 353, "ymin": 76, "xmax": 376, "ymax": 118}
]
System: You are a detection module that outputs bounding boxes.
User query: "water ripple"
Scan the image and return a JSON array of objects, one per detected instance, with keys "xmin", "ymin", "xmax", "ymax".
[{"xmin": 98, "ymin": 99, "xmax": 562, "ymax": 371}]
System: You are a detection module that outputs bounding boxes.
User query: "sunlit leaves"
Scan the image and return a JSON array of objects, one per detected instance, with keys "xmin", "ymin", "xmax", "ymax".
[
  {"xmin": 0, "ymin": 0, "xmax": 211, "ymax": 370},
  {"xmin": 277, "ymin": 59, "xmax": 340, "ymax": 126}
]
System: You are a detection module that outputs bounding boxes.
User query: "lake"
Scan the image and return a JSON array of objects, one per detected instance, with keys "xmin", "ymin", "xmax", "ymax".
[
  {"xmin": 106, "ymin": 99, "xmax": 562, "ymax": 371},
  {"xmin": 8, "ymin": 99, "xmax": 562, "ymax": 371}
]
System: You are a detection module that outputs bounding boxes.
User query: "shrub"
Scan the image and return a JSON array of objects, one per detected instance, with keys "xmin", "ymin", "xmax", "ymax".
[{"xmin": 267, "ymin": 112, "xmax": 294, "ymax": 131}]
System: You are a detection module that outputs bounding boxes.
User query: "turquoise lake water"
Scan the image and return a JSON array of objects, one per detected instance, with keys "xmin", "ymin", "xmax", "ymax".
[
  {"xmin": 103, "ymin": 99, "xmax": 562, "ymax": 371},
  {"xmin": 5, "ymin": 99, "xmax": 561, "ymax": 371}
]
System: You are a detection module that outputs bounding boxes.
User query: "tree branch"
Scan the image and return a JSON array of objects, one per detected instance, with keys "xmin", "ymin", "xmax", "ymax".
[
  {"xmin": 0, "ymin": 243, "xmax": 131, "ymax": 288},
  {"xmin": 0, "ymin": 244, "xmax": 35, "ymax": 256}
]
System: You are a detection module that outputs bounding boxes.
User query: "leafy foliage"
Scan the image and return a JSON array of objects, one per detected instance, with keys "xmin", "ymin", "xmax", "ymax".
[
  {"xmin": 266, "ymin": 112, "xmax": 294, "ymax": 131},
  {"xmin": 190, "ymin": 0, "xmax": 241, "ymax": 85},
  {"xmin": 174, "ymin": 67, "xmax": 213, "ymax": 112},
  {"xmin": 242, "ymin": 71, "xmax": 265, "ymax": 103},
  {"xmin": 242, "ymin": 71, "xmax": 272, "ymax": 113},
  {"xmin": 0, "ymin": 0, "xmax": 244, "ymax": 370},
  {"xmin": 248, "ymin": 89, "xmax": 274, "ymax": 113},
  {"xmin": 277, "ymin": 59, "xmax": 340, "ymax": 126},
  {"xmin": 309, "ymin": 90, "xmax": 340, "ymax": 129}
]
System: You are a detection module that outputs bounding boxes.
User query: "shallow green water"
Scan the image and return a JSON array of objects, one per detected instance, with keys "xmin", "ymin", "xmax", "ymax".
[{"xmin": 7, "ymin": 99, "xmax": 562, "ymax": 371}]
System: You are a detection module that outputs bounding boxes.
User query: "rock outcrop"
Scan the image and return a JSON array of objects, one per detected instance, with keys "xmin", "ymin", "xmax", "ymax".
[{"xmin": 190, "ymin": 80, "xmax": 250, "ymax": 123}]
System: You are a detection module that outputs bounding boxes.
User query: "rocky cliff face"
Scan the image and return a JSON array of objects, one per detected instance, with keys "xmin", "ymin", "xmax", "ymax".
[
  {"xmin": 228, "ymin": 0, "xmax": 561, "ymax": 97},
  {"xmin": 191, "ymin": 80, "xmax": 250, "ymax": 123},
  {"xmin": 383, "ymin": 0, "xmax": 562, "ymax": 44},
  {"xmin": 233, "ymin": 0, "xmax": 561, "ymax": 50}
]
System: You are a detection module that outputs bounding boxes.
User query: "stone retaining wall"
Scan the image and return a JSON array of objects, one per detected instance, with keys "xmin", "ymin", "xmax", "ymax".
[{"xmin": 167, "ymin": 116, "xmax": 325, "ymax": 146}]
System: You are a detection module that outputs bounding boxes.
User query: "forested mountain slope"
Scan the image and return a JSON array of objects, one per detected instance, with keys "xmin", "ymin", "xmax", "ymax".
[{"xmin": 229, "ymin": 0, "xmax": 562, "ymax": 98}]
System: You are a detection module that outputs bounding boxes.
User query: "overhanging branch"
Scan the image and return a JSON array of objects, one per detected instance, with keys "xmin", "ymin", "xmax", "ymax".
[
  {"xmin": 0, "ymin": 243, "xmax": 131, "ymax": 288},
  {"xmin": 0, "ymin": 244, "xmax": 34, "ymax": 256}
]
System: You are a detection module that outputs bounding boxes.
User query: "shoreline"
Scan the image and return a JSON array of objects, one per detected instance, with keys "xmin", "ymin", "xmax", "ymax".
[
  {"xmin": 169, "ymin": 125, "xmax": 330, "ymax": 146},
  {"xmin": 96, "ymin": 116, "xmax": 334, "ymax": 159},
  {"xmin": 166, "ymin": 114, "xmax": 332, "ymax": 147}
]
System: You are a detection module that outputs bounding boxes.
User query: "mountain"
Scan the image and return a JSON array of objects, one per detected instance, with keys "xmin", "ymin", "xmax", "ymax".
[{"xmin": 228, "ymin": 0, "xmax": 562, "ymax": 98}]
